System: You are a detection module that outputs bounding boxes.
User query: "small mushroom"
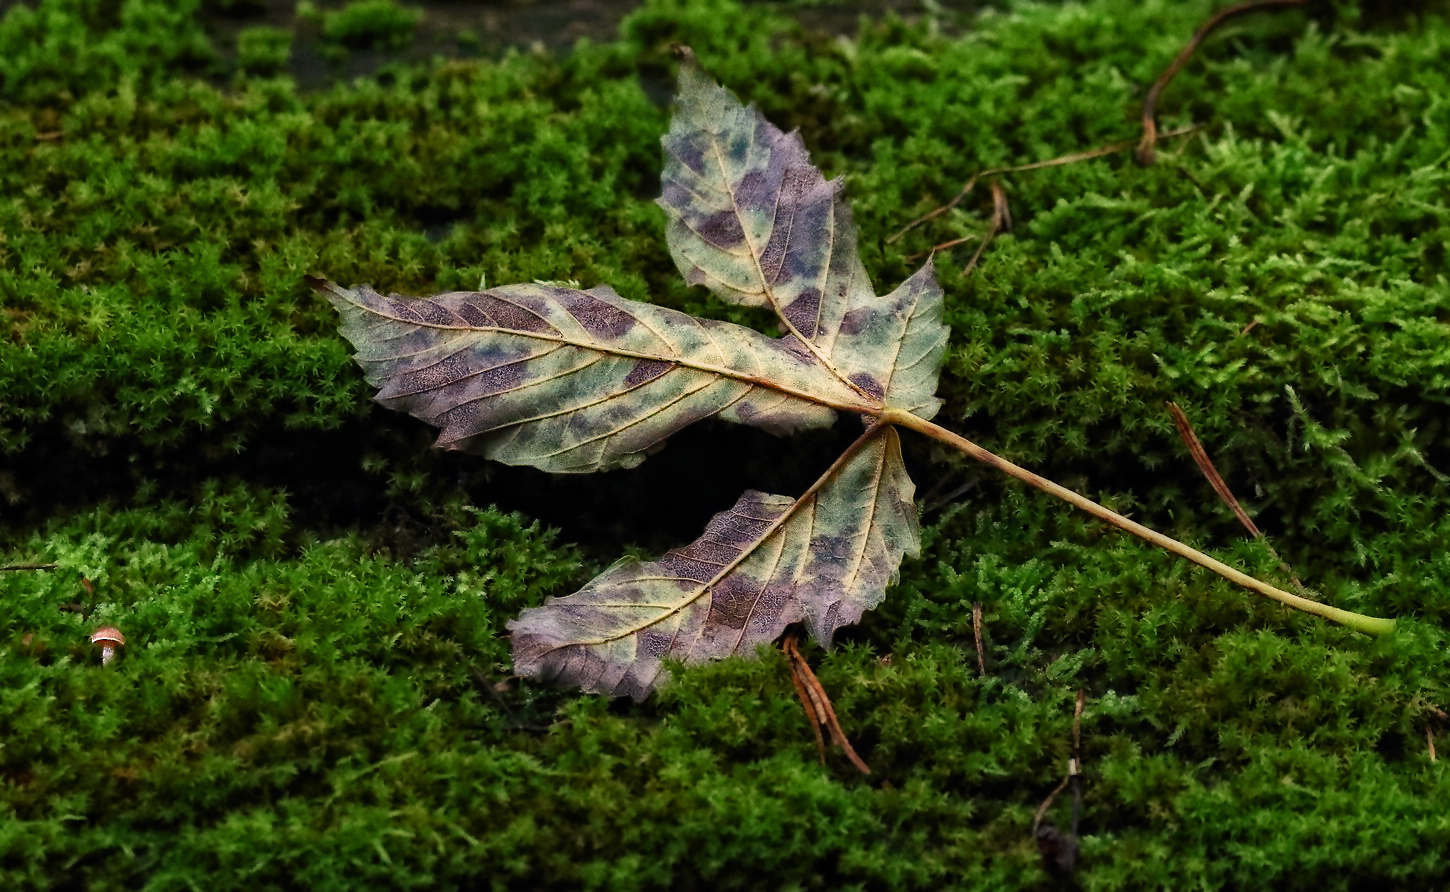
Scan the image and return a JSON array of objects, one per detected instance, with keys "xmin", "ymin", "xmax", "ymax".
[{"xmin": 90, "ymin": 626, "xmax": 125, "ymax": 665}]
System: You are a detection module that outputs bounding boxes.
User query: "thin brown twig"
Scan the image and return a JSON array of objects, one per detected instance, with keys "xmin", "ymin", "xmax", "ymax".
[
  {"xmin": 1033, "ymin": 690, "xmax": 1088, "ymax": 834},
  {"xmin": 1167, "ymin": 401, "xmax": 1309, "ymax": 593},
  {"xmin": 921, "ymin": 476, "xmax": 979, "ymax": 514},
  {"xmin": 958, "ymin": 181, "xmax": 1011, "ymax": 277},
  {"xmin": 1072, "ymin": 689, "xmax": 1085, "ymax": 770},
  {"xmin": 1032, "ymin": 775, "xmax": 1071, "ymax": 834},
  {"xmin": 1429, "ymin": 725, "xmax": 1438, "ymax": 764},
  {"xmin": 1137, "ymin": 0, "xmax": 1309, "ymax": 164},
  {"xmin": 971, "ymin": 603, "xmax": 986, "ymax": 676},
  {"xmin": 784, "ymin": 634, "xmax": 871, "ymax": 775},
  {"xmin": 914, "ymin": 233, "xmax": 976, "ymax": 257},
  {"xmin": 1168, "ymin": 402, "xmax": 1261, "ymax": 537},
  {"xmin": 0, "ymin": 563, "xmax": 59, "ymax": 572},
  {"xmin": 908, "ymin": 182, "xmax": 1011, "ymax": 266},
  {"xmin": 889, "ymin": 125, "xmax": 1202, "ymax": 245}
]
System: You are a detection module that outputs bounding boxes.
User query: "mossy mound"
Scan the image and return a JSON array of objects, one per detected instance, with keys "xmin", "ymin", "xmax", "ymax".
[{"xmin": 3, "ymin": 0, "xmax": 1448, "ymax": 887}]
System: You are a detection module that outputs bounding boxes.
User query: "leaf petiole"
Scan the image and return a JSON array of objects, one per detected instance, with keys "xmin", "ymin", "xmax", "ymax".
[{"xmin": 878, "ymin": 408, "xmax": 1397, "ymax": 637}]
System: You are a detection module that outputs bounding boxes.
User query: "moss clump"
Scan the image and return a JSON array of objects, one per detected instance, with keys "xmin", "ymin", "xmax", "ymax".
[
  {"xmin": 322, "ymin": 0, "xmax": 422, "ymax": 51},
  {"xmin": 2, "ymin": 0, "xmax": 1449, "ymax": 887},
  {"xmin": 0, "ymin": 0, "xmax": 217, "ymax": 103},
  {"xmin": 236, "ymin": 25, "xmax": 292, "ymax": 76}
]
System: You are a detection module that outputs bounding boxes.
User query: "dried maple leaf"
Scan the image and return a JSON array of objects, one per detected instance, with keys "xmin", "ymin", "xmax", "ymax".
[{"xmin": 315, "ymin": 47, "xmax": 1392, "ymax": 701}]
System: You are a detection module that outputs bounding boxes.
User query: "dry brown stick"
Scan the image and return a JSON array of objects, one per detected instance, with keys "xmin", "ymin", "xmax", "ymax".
[
  {"xmin": 1137, "ymin": 0, "xmax": 1308, "ymax": 164},
  {"xmin": 784, "ymin": 635, "xmax": 871, "ymax": 775},
  {"xmin": 0, "ymin": 563, "xmax": 59, "ymax": 572},
  {"xmin": 889, "ymin": 126, "xmax": 1202, "ymax": 245},
  {"xmin": 972, "ymin": 603, "xmax": 987, "ymax": 675},
  {"xmin": 892, "ymin": 141, "xmax": 1129, "ymax": 244},
  {"xmin": 1429, "ymin": 725, "xmax": 1438, "ymax": 764},
  {"xmin": 916, "ymin": 233, "xmax": 977, "ymax": 257},
  {"xmin": 784, "ymin": 634, "xmax": 829, "ymax": 765},
  {"xmin": 1167, "ymin": 401, "xmax": 1308, "ymax": 592}
]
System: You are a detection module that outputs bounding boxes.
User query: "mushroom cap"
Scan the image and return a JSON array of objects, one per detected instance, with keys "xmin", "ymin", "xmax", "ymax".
[{"xmin": 90, "ymin": 626, "xmax": 125, "ymax": 647}]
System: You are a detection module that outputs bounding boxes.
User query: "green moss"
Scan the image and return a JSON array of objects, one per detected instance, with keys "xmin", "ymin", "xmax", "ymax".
[
  {"xmin": 2, "ymin": 0, "xmax": 1449, "ymax": 887},
  {"xmin": 322, "ymin": 0, "xmax": 421, "ymax": 51},
  {"xmin": 0, "ymin": 0, "xmax": 218, "ymax": 103},
  {"xmin": 237, "ymin": 25, "xmax": 293, "ymax": 76}
]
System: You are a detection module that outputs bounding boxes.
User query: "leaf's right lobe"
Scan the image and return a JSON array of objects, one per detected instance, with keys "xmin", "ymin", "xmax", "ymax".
[{"xmin": 508, "ymin": 424, "xmax": 922, "ymax": 700}]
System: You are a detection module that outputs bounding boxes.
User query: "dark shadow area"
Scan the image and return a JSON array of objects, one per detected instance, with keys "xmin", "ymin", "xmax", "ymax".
[
  {"xmin": 190, "ymin": 0, "xmax": 1004, "ymax": 88},
  {"xmin": 1, "ymin": 407, "xmax": 867, "ymax": 561}
]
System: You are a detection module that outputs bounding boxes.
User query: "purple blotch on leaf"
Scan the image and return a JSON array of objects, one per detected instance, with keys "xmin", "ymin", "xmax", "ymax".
[
  {"xmin": 656, "ymin": 550, "xmax": 720, "ymax": 586},
  {"xmin": 410, "ymin": 299, "xmax": 463, "ymax": 327},
  {"xmin": 695, "ymin": 209, "xmax": 747, "ymax": 249},
  {"xmin": 457, "ymin": 293, "xmax": 557, "ymax": 335},
  {"xmin": 707, "ymin": 578, "xmax": 758, "ymax": 630},
  {"xmin": 848, "ymin": 372, "xmax": 884, "ymax": 400},
  {"xmin": 839, "ymin": 306, "xmax": 873, "ymax": 337},
  {"xmin": 735, "ymin": 169, "xmax": 773, "ymax": 210},
  {"xmin": 377, "ymin": 349, "xmax": 476, "ymax": 399},
  {"xmin": 624, "ymin": 359, "xmax": 674, "ymax": 387},
  {"xmin": 663, "ymin": 135, "xmax": 708, "ymax": 177},
  {"xmin": 562, "ymin": 291, "xmax": 638, "ymax": 341},
  {"xmin": 783, "ymin": 288, "xmax": 822, "ymax": 338}
]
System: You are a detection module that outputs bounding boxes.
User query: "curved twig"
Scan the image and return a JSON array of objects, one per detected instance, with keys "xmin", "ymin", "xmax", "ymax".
[{"xmin": 1138, "ymin": 0, "xmax": 1308, "ymax": 164}]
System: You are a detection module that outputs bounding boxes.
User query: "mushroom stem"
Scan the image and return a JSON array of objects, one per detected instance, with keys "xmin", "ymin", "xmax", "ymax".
[{"xmin": 101, "ymin": 644, "xmax": 116, "ymax": 666}]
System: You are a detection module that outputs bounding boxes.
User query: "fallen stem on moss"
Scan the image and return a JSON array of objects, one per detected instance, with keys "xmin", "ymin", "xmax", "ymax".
[{"xmin": 879, "ymin": 408, "xmax": 1396, "ymax": 637}]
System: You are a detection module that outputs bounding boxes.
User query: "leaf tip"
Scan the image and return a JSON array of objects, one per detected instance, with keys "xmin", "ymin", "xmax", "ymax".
[
  {"xmin": 305, "ymin": 275, "xmax": 350, "ymax": 305},
  {"xmin": 668, "ymin": 43, "xmax": 720, "ymax": 110},
  {"xmin": 669, "ymin": 43, "xmax": 698, "ymax": 67},
  {"xmin": 914, "ymin": 253, "xmax": 940, "ymax": 284}
]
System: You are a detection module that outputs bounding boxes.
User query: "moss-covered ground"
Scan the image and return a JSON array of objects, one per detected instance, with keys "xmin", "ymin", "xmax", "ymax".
[{"xmin": 3, "ymin": 0, "xmax": 1449, "ymax": 887}]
